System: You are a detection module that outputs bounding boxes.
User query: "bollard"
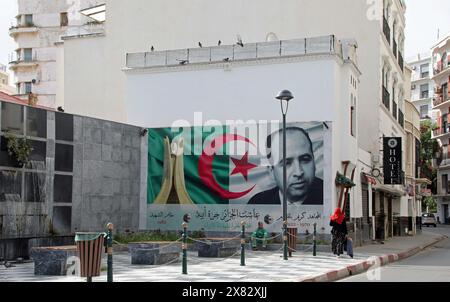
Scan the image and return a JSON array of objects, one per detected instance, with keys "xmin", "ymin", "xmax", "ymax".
[
  {"xmin": 106, "ymin": 223, "xmax": 114, "ymax": 282},
  {"xmin": 283, "ymin": 221, "xmax": 288, "ymax": 261},
  {"xmin": 313, "ymin": 223, "xmax": 317, "ymax": 257},
  {"xmin": 182, "ymin": 222, "xmax": 188, "ymax": 275},
  {"xmin": 240, "ymin": 221, "xmax": 246, "ymax": 266}
]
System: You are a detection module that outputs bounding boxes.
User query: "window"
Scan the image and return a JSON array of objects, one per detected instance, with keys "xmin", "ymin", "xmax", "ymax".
[
  {"xmin": 442, "ymin": 174, "xmax": 449, "ymax": 194},
  {"xmin": 350, "ymin": 95, "xmax": 356, "ymax": 137},
  {"xmin": 60, "ymin": 12, "xmax": 68, "ymax": 27},
  {"xmin": 420, "ymin": 105, "xmax": 429, "ymax": 119},
  {"xmin": 24, "ymin": 14, "xmax": 33, "ymax": 27},
  {"xmin": 24, "ymin": 82, "xmax": 32, "ymax": 94},
  {"xmin": 443, "ymin": 52, "xmax": 448, "ymax": 68},
  {"xmin": 443, "ymin": 83, "xmax": 449, "ymax": 102},
  {"xmin": 420, "ymin": 84, "xmax": 429, "ymax": 99},
  {"xmin": 393, "ymin": 101, "xmax": 397, "ymax": 120},
  {"xmin": 420, "ymin": 64, "xmax": 429, "ymax": 78},
  {"xmin": 23, "ymin": 48, "xmax": 32, "ymax": 62}
]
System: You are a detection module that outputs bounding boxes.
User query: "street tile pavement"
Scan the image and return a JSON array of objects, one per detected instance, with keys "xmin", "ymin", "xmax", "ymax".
[{"xmin": 0, "ymin": 248, "xmax": 372, "ymax": 282}]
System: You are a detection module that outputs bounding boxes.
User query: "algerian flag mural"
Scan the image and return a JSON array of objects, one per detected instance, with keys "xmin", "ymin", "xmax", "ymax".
[{"xmin": 147, "ymin": 122, "xmax": 328, "ymax": 232}]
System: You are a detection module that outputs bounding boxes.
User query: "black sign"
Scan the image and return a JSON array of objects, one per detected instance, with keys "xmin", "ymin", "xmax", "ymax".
[{"xmin": 383, "ymin": 137, "xmax": 402, "ymax": 185}]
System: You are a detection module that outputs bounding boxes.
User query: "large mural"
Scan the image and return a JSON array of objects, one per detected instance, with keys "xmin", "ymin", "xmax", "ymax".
[{"xmin": 147, "ymin": 122, "xmax": 326, "ymax": 232}]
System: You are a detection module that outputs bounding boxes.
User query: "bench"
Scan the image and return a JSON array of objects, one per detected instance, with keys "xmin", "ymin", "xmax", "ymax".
[
  {"xmin": 196, "ymin": 238, "xmax": 240, "ymax": 258},
  {"xmin": 30, "ymin": 245, "xmax": 77, "ymax": 276},
  {"xmin": 128, "ymin": 241, "xmax": 181, "ymax": 265}
]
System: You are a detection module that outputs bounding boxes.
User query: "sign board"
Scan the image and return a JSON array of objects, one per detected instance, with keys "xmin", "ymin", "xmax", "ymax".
[{"xmin": 383, "ymin": 137, "xmax": 402, "ymax": 185}]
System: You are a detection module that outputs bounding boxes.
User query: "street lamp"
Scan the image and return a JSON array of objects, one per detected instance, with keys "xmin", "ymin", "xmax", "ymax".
[{"xmin": 275, "ymin": 89, "xmax": 294, "ymax": 261}]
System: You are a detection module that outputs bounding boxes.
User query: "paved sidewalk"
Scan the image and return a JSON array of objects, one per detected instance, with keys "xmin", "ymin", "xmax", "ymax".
[{"xmin": 0, "ymin": 231, "xmax": 446, "ymax": 282}]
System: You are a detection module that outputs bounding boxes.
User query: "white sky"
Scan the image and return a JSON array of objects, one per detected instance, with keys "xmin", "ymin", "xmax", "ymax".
[{"xmin": 0, "ymin": 0, "xmax": 449, "ymax": 83}]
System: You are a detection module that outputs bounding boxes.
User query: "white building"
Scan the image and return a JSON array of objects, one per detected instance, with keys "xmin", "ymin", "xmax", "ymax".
[
  {"xmin": 9, "ymin": 0, "xmax": 104, "ymax": 108},
  {"xmin": 0, "ymin": 64, "xmax": 15, "ymax": 95},
  {"xmin": 407, "ymin": 53, "xmax": 435, "ymax": 121},
  {"xmin": 432, "ymin": 34, "xmax": 450, "ymax": 224},
  {"xmin": 59, "ymin": 0, "xmax": 412, "ymax": 240},
  {"xmin": 125, "ymin": 36, "xmax": 361, "ymax": 237}
]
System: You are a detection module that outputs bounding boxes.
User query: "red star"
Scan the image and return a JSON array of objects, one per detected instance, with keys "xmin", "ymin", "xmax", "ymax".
[{"xmin": 230, "ymin": 152, "xmax": 257, "ymax": 181}]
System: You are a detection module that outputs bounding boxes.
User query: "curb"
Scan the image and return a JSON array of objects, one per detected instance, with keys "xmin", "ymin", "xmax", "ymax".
[{"xmin": 301, "ymin": 235, "xmax": 447, "ymax": 282}]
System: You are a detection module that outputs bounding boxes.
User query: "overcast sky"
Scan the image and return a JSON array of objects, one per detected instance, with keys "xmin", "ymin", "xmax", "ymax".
[{"xmin": 0, "ymin": 0, "xmax": 449, "ymax": 83}]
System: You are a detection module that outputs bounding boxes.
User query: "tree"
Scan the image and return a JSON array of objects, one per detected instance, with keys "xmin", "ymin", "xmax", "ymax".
[{"xmin": 419, "ymin": 120, "xmax": 439, "ymax": 194}]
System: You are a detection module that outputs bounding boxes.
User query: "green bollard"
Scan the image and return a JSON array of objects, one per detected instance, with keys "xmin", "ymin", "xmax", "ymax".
[
  {"xmin": 182, "ymin": 222, "xmax": 188, "ymax": 275},
  {"xmin": 313, "ymin": 223, "xmax": 317, "ymax": 257},
  {"xmin": 240, "ymin": 221, "xmax": 246, "ymax": 266},
  {"xmin": 106, "ymin": 223, "xmax": 114, "ymax": 282}
]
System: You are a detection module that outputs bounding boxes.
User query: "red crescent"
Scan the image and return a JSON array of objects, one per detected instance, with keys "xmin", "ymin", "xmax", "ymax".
[{"xmin": 199, "ymin": 134, "xmax": 256, "ymax": 200}]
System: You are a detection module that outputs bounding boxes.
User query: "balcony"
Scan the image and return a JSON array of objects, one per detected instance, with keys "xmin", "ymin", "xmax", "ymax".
[
  {"xmin": 8, "ymin": 24, "xmax": 38, "ymax": 36},
  {"xmin": 433, "ymin": 61, "xmax": 450, "ymax": 79},
  {"xmin": 383, "ymin": 17, "xmax": 391, "ymax": 45},
  {"xmin": 382, "ymin": 86, "xmax": 390, "ymax": 109},
  {"xmin": 398, "ymin": 109, "xmax": 404, "ymax": 128},
  {"xmin": 9, "ymin": 58, "xmax": 38, "ymax": 70}
]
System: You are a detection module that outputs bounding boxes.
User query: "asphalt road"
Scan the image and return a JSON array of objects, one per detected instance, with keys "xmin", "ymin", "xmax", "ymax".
[{"xmin": 340, "ymin": 225, "xmax": 450, "ymax": 282}]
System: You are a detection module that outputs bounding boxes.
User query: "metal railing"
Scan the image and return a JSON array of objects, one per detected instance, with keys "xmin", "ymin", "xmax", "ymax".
[
  {"xmin": 126, "ymin": 35, "xmax": 342, "ymax": 69},
  {"xmin": 382, "ymin": 86, "xmax": 390, "ymax": 110}
]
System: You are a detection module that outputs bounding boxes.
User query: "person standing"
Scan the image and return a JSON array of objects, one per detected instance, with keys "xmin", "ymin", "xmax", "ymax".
[{"xmin": 330, "ymin": 208, "xmax": 347, "ymax": 257}]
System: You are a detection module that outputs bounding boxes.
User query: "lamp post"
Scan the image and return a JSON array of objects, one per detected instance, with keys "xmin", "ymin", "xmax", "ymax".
[{"xmin": 275, "ymin": 90, "xmax": 294, "ymax": 261}]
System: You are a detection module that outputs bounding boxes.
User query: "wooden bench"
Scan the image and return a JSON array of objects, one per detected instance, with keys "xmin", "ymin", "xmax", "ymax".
[
  {"xmin": 128, "ymin": 241, "xmax": 181, "ymax": 265},
  {"xmin": 196, "ymin": 238, "xmax": 240, "ymax": 258},
  {"xmin": 30, "ymin": 245, "xmax": 77, "ymax": 276}
]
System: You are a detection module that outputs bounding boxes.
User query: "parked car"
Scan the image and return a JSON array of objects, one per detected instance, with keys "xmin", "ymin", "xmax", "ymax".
[{"xmin": 422, "ymin": 213, "xmax": 437, "ymax": 227}]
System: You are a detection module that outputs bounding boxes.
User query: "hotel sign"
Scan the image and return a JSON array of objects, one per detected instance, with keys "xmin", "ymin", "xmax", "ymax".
[{"xmin": 383, "ymin": 137, "xmax": 402, "ymax": 185}]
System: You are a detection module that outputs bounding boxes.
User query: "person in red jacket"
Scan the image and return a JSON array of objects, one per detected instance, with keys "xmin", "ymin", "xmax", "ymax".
[{"xmin": 330, "ymin": 208, "xmax": 347, "ymax": 257}]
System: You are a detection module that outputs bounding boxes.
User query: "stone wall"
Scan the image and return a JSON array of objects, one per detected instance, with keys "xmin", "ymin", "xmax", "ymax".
[
  {"xmin": 72, "ymin": 117, "xmax": 142, "ymax": 233},
  {"xmin": 0, "ymin": 101, "xmax": 144, "ymax": 246}
]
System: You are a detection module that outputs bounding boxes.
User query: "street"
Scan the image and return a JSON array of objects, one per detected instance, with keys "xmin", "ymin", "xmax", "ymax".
[{"xmin": 340, "ymin": 225, "xmax": 450, "ymax": 282}]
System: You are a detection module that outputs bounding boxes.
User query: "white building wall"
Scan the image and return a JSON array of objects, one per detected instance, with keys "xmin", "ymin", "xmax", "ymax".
[
  {"xmin": 64, "ymin": 0, "xmax": 405, "ymax": 159},
  {"xmin": 125, "ymin": 52, "xmax": 359, "ymax": 226}
]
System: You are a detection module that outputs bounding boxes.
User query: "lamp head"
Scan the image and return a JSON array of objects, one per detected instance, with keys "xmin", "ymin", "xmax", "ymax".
[{"xmin": 275, "ymin": 90, "xmax": 294, "ymax": 102}]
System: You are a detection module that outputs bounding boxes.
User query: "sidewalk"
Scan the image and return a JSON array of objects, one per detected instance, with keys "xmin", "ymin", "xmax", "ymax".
[{"xmin": 0, "ymin": 231, "xmax": 446, "ymax": 282}]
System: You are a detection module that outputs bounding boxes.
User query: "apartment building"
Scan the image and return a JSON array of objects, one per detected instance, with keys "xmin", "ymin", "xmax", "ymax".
[
  {"xmin": 9, "ymin": 0, "xmax": 104, "ymax": 108},
  {"xmin": 408, "ymin": 53, "xmax": 435, "ymax": 121}
]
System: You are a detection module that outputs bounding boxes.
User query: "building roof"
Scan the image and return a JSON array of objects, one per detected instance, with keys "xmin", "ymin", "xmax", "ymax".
[
  {"xmin": 0, "ymin": 91, "xmax": 54, "ymax": 111},
  {"xmin": 0, "ymin": 91, "xmax": 27, "ymax": 105}
]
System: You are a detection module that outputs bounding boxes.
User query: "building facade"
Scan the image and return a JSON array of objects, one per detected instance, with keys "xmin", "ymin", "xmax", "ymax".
[
  {"xmin": 58, "ymin": 0, "xmax": 415, "ymax": 241},
  {"xmin": 0, "ymin": 64, "xmax": 15, "ymax": 95},
  {"xmin": 125, "ymin": 36, "xmax": 361, "ymax": 239},
  {"xmin": 408, "ymin": 53, "xmax": 435, "ymax": 121},
  {"xmin": 432, "ymin": 34, "xmax": 450, "ymax": 224},
  {"xmin": 9, "ymin": 0, "xmax": 104, "ymax": 109}
]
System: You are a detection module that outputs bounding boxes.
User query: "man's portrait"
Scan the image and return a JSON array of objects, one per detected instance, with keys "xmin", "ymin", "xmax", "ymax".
[{"xmin": 248, "ymin": 127, "xmax": 323, "ymax": 205}]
